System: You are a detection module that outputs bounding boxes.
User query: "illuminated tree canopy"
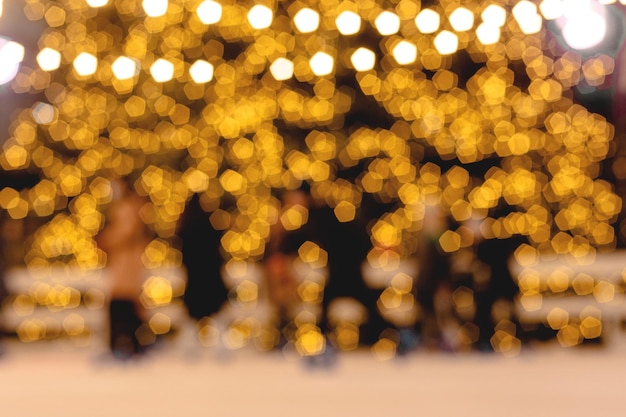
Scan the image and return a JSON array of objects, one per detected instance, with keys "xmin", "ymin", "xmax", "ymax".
[{"xmin": 0, "ymin": 0, "xmax": 622, "ymax": 272}]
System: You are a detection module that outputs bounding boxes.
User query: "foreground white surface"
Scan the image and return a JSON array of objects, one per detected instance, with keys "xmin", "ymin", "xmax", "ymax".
[{"xmin": 0, "ymin": 341, "xmax": 624, "ymax": 417}]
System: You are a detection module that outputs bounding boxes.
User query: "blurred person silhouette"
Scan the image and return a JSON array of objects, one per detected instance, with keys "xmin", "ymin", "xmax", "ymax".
[
  {"xmin": 0, "ymin": 214, "xmax": 9, "ymax": 356},
  {"xmin": 473, "ymin": 223, "xmax": 523, "ymax": 351},
  {"xmin": 177, "ymin": 194, "xmax": 228, "ymax": 338},
  {"xmin": 319, "ymin": 201, "xmax": 392, "ymax": 348},
  {"xmin": 0, "ymin": 214, "xmax": 27, "ymax": 356},
  {"xmin": 414, "ymin": 205, "xmax": 455, "ymax": 350},
  {"xmin": 264, "ymin": 185, "xmax": 325, "ymax": 348},
  {"xmin": 96, "ymin": 178, "xmax": 153, "ymax": 360}
]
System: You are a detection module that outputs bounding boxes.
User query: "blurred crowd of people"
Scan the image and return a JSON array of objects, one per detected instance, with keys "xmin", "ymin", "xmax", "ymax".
[
  {"xmin": 175, "ymin": 183, "xmax": 522, "ymax": 359},
  {"xmin": 0, "ymin": 178, "xmax": 523, "ymax": 361}
]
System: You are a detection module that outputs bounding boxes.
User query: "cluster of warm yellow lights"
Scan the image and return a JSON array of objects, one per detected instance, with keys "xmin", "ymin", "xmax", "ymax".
[
  {"xmin": 513, "ymin": 244, "xmax": 626, "ymax": 347},
  {"xmin": 2, "ymin": 0, "xmax": 625, "ymax": 353},
  {"xmin": 30, "ymin": 0, "xmax": 622, "ymax": 81}
]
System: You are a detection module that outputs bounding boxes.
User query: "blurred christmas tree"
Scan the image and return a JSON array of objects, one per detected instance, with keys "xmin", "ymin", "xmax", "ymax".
[{"xmin": 0, "ymin": 0, "xmax": 622, "ymax": 274}]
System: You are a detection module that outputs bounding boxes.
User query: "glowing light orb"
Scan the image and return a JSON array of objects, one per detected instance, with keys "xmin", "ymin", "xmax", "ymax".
[
  {"xmin": 449, "ymin": 7, "xmax": 475, "ymax": 32},
  {"xmin": 150, "ymin": 58, "xmax": 174, "ymax": 82},
  {"xmin": 309, "ymin": 52, "xmax": 334, "ymax": 76},
  {"xmin": 476, "ymin": 23, "xmax": 501, "ymax": 45},
  {"xmin": 86, "ymin": 0, "xmax": 109, "ymax": 7},
  {"xmin": 434, "ymin": 31, "xmax": 459, "ymax": 55},
  {"xmin": 37, "ymin": 48, "xmax": 62, "ymax": 71},
  {"xmin": 189, "ymin": 60, "xmax": 214, "ymax": 84},
  {"xmin": 351, "ymin": 47, "xmax": 376, "ymax": 72},
  {"xmin": 562, "ymin": 12, "xmax": 607, "ymax": 50},
  {"xmin": 248, "ymin": 5, "xmax": 273, "ymax": 30},
  {"xmin": 293, "ymin": 8, "xmax": 320, "ymax": 33},
  {"xmin": 415, "ymin": 9, "xmax": 440, "ymax": 34},
  {"xmin": 481, "ymin": 4, "xmax": 507, "ymax": 27},
  {"xmin": 72, "ymin": 52, "xmax": 98, "ymax": 77},
  {"xmin": 269, "ymin": 57, "xmax": 294, "ymax": 80},
  {"xmin": 513, "ymin": 1, "xmax": 543, "ymax": 34},
  {"xmin": 0, "ymin": 38, "xmax": 24, "ymax": 86},
  {"xmin": 143, "ymin": 0, "xmax": 168, "ymax": 17},
  {"xmin": 196, "ymin": 0, "xmax": 222, "ymax": 25},
  {"xmin": 111, "ymin": 56, "xmax": 138, "ymax": 80},
  {"xmin": 32, "ymin": 102, "xmax": 56, "ymax": 125},
  {"xmin": 561, "ymin": 1, "xmax": 608, "ymax": 50},
  {"xmin": 539, "ymin": 0, "xmax": 564, "ymax": 20},
  {"xmin": 336, "ymin": 11, "xmax": 361, "ymax": 36},
  {"xmin": 392, "ymin": 40, "xmax": 417, "ymax": 65},
  {"xmin": 374, "ymin": 11, "xmax": 401, "ymax": 36}
]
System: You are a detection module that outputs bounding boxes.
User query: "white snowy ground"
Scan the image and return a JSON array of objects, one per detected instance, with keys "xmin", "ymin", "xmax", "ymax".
[{"xmin": 1, "ymin": 335, "xmax": 625, "ymax": 417}]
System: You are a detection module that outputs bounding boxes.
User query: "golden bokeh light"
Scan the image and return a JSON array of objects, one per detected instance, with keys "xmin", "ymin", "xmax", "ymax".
[
  {"xmin": 392, "ymin": 40, "xmax": 417, "ymax": 65},
  {"xmin": 86, "ymin": 0, "xmax": 109, "ymax": 7},
  {"xmin": 309, "ymin": 52, "xmax": 334, "ymax": 77},
  {"xmin": 293, "ymin": 7, "xmax": 320, "ymax": 33},
  {"xmin": 335, "ymin": 10, "xmax": 361, "ymax": 36},
  {"xmin": 247, "ymin": 5, "xmax": 273, "ymax": 30},
  {"xmin": 415, "ymin": 9, "xmax": 440, "ymax": 34},
  {"xmin": 449, "ymin": 7, "xmax": 474, "ymax": 32},
  {"xmin": 72, "ymin": 52, "xmax": 97, "ymax": 77},
  {"xmin": 111, "ymin": 56, "xmax": 138, "ymax": 80},
  {"xmin": 36, "ymin": 47, "xmax": 61, "ymax": 71},
  {"xmin": 351, "ymin": 47, "xmax": 376, "ymax": 72},
  {"xmin": 196, "ymin": 0, "xmax": 222, "ymax": 25},
  {"xmin": 150, "ymin": 58, "xmax": 174, "ymax": 83},
  {"xmin": 433, "ymin": 30, "xmax": 459, "ymax": 56},
  {"xmin": 374, "ymin": 11, "xmax": 401, "ymax": 36},
  {"xmin": 189, "ymin": 59, "xmax": 214, "ymax": 84},
  {"xmin": 269, "ymin": 57, "xmax": 294, "ymax": 81},
  {"xmin": 143, "ymin": 0, "xmax": 168, "ymax": 18}
]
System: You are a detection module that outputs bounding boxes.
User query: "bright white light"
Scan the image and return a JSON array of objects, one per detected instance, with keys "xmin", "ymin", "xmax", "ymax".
[
  {"xmin": 562, "ymin": 0, "xmax": 592, "ymax": 19},
  {"xmin": 351, "ymin": 47, "xmax": 376, "ymax": 71},
  {"xmin": 269, "ymin": 57, "xmax": 294, "ymax": 80},
  {"xmin": 0, "ymin": 39, "xmax": 24, "ymax": 86},
  {"xmin": 73, "ymin": 52, "xmax": 98, "ymax": 76},
  {"xmin": 0, "ymin": 40, "xmax": 25, "ymax": 63},
  {"xmin": 293, "ymin": 8, "xmax": 320, "ymax": 33},
  {"xmin": 248, "ymin": 5, "xmax": 273, "ymax": 30},
  {"xmin": 513, "ymin": 1, "xmax": 543, "ymax": 35},
  {"xmin": 112, "ymin": 56, "xmax": 138, "ymax": 80},
  {"xmin": 476, "ymin": 23, "xmax": 501, "ymax": 45},
  {"xmin": 309, "ymin": 52, "xmax": 334, "ymax": 76},
  {"xmin": 481, "ymin": 4, "xmax": 507, "ymax": 27},
  {"xmin": 434, "ymin": 31, "xmax": 459, "ymax": 55},
  {"xmin": 86, "ymin": 0, "xmax": 109, "ymax": 7},
  {"xmin": 196, "ymin": 0, "xmax": 222, "ymax": 25},
  {"xmin": 0, "ymin": 1, "xmax": 3, "ymax": 19},
  {"xmin": 562, "ymin": 7, "xmax": 607, "ymax": 50},
  {"xmin": 513, "ymin": 0, "xmax": 538, "ymax": 20},
  {"xmin": 336, "ymin": 11, "xmax": 361, "ymax": 35},
  {"xmin": 539, "ymin": 0, "xmax": 564, "ymax": 20},
  {"xmin": 374, "ymin": 11, "xmax": 401, "ymax": 36},
  {"xmin": 449, "ymin": 7, "xmax": 474, "ymax": 32},
  {"xmin": 143, "ymin": 0, "xmax": 168, "ymax": 17},
  {"xmin": 519, "ymin": 14, "xmax": 543, "ymax": 34},
  {"xmin": 37, "ymin": 48, "xmax": 62, "ymax": 71},
  {"xmin": 415, "ymin": 9, "xmax": 440, "ymax": 34},
  {"xmin": 189, "ymin": 60, "xmax": 214, "ymax": 83},
  {"xmin": 150, "ymin": 58, "xmax": 174, "ymax": 82},
  {"xmin": 392, "ymin": 40, "xmax": 417, "ymax": 65}
]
